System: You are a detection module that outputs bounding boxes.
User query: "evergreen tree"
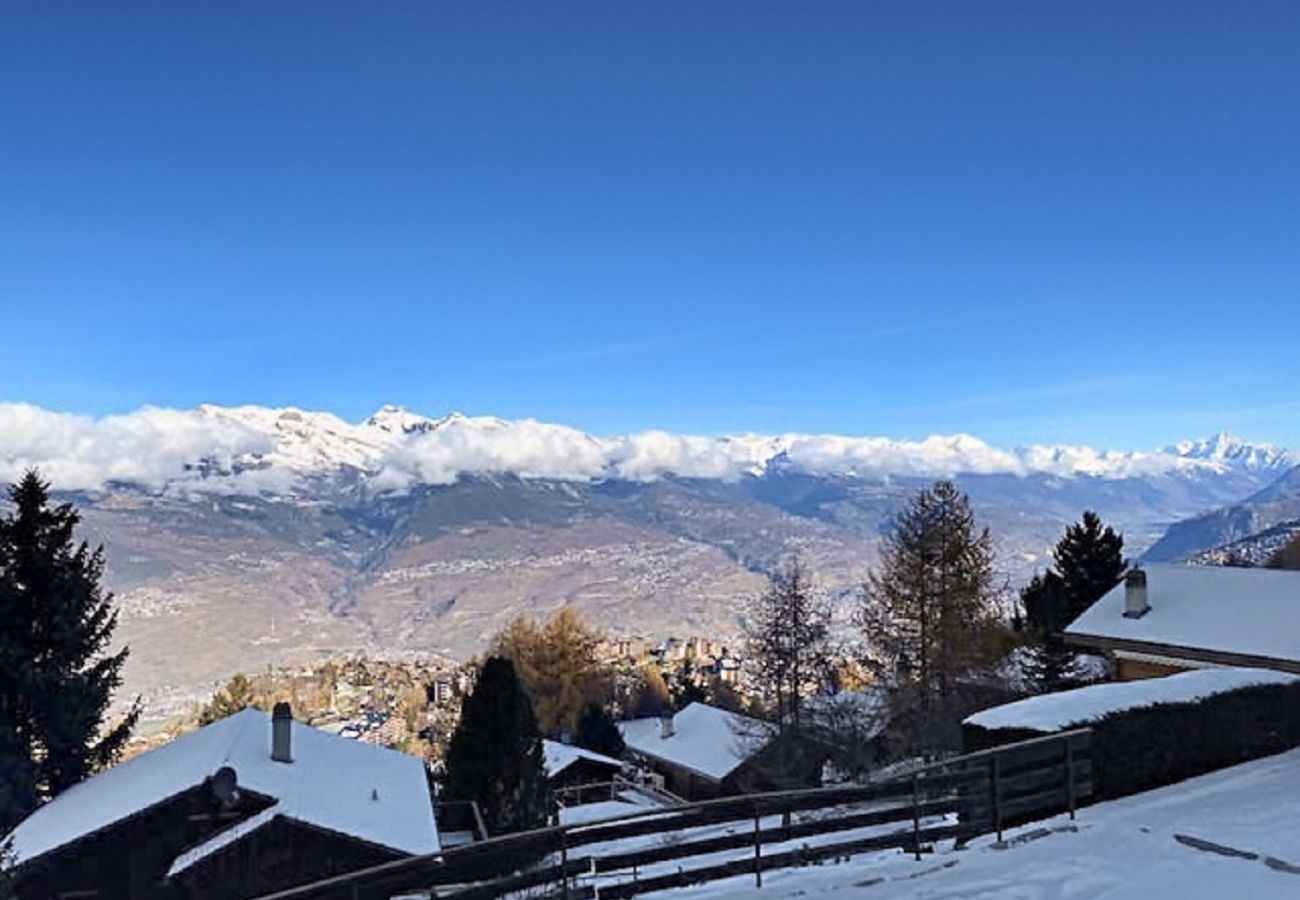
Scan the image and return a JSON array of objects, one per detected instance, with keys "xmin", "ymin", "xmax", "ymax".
[
  {"xmin": 0, "ymin": 471, "xmax": 139, "ymax": 832},
  {"xmin": 1022, "ymin": 511, "xmax": 1125, "ymax": 692},
  {"xmin": 443, "ymin": 656, "xmax": 552, "ymax": 835},
  {"xmin": 574, "ymin": 702, "xmax": 625, "ymax": 757},
  {"xmin": 864, "ymin": 481, "xmax": 1002, "ymax": 703},
  {"xmin": 1053, "ymin": 511, "xmax": 1126, "ymax": 618},
  {"xmin": 197, "ymin": 672, "xmax": 260, "ymax": 725},
  {"xmin": 1019, "ymin": 570, "xmax": 1074, "ymax": 692}
]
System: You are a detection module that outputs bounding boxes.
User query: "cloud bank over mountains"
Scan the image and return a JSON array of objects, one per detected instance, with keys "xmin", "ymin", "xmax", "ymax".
[{"xmin": 0, "ymin": 402, "xmax": 1292, "ymax": 495}]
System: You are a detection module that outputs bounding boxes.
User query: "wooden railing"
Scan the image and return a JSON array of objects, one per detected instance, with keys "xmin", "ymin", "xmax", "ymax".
[{"xmin": 248, "ymin": 728, "xmax": 1091, "ymax": 900}]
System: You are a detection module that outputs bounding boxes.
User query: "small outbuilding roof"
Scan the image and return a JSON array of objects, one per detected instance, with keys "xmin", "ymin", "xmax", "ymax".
[
  {"xmin": 542, "ymin": 740, "xmax": 624, "ymax": 778},
  {"xmin": 1065, "ymin": 563, "xmax": 1300, "ymax": 669},
  {"xmin": 619, "ymin": 702, "xmax": 768, "ymax": 783},
  {"xmin": 5, "ymin": 707, "xmax": 439, "ymax": 869}
]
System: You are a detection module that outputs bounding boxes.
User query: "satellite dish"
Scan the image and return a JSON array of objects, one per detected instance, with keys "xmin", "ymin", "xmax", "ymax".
[{"xmin": 211, "ymin": 766, "xmax": 239, "ymax": 807}]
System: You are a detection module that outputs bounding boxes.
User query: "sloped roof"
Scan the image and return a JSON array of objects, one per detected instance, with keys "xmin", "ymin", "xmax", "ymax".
[
  {"xmin": 542, "ymin": 740, "xmax": 624, "ymax": 778},
  {"xmin": 5, "ymin": 708, "xmax": 439, "ymax": 868},
  {"xmin": 1066, "ymin": 563, "xmax": 1300, "ymax": 665},
  {"xmin": 619, "ymin": 702, "xmax": 768, "ymax": 783},
  {"xmin": 965, "ymin": 666, "xmax": 1298, "ymax": 733}
]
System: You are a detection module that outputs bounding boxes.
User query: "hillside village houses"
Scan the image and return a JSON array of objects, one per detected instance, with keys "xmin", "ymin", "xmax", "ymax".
[{"xmin": 1065, "ymin": 564, "xmax": 1300, "ymax": 680}]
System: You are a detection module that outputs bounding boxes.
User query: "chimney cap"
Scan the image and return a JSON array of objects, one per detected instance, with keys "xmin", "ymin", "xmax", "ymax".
[
  {"xmin": 273, "ymin": 701, "xmax": 292, "ymax": 719},
  {"xmin": 1126, "ymin": 569, "xmax": 1147, "ymax": 586}
]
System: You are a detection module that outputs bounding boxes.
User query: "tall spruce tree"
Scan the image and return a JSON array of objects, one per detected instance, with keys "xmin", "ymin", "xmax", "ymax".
[
  {"xmin": 443, "ymin": 656, "xmax": 552, "ymax": 835},
  {"xmin": 1053, "ymin": 511, "xmax": 1126, "ymax": 617},
  {"xmin": 0, "ymin": 471, "xmax": 139, "ymax": 832},
  {"xmin": 1022, "ymin": 511, "xmax": 1125, "ymax": 692}
]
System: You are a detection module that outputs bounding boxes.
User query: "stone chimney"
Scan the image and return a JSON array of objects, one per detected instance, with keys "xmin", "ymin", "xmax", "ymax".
[
  {"xmin": 660, "ymin": 709, "xmax": 675, "ymax": 739},
  {"xmin": 272, "ymin": 702, "xmax": 293, "ymax": 763},
  {"xmin": 1123, "ymin": 569, "xmax": 1150, "ymax": 619}
]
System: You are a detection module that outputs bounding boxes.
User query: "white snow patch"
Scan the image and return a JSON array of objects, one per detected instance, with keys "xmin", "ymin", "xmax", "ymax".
[
  {"xmin": 543, "ymin": 740, "xmax": 624, "ymax": 778},
  {"xmin": 965, "ymin": 667, "xmax": 1298, "ymax": 733}
]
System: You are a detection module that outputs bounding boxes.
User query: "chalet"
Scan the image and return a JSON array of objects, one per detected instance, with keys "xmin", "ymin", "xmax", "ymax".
[
  {"xmin": 618, "ymin": 702, "xmax": 823, "ymax": 800},
  {"xmin": 542, "ymin": 740, "xmax": 625, "ymax": 793},
  {"xmin": 1065, "ymin": 564, "xmax": 1300, "ymax": 680},
  {"xmin": 4, "ymin": 704, "xmax": 439, "ymax": 900}
]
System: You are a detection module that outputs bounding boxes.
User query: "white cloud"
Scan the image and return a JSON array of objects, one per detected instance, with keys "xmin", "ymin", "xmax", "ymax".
[
  {"xmin": 0, "ymin": 403, "xmax": 272, "ymax": 492},
  {"xmin": 0, "ymin": 402, "xmax": 1286, "ymax": 495}
]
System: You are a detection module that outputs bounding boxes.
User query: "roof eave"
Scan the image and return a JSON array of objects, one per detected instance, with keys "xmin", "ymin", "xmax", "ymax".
[{"xmin": 1063, "ymin": 631, "xmax": 1300, "ymax": 674}]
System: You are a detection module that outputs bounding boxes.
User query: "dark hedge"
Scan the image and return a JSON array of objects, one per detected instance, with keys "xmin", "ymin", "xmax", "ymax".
[{"xmin": 963, "ymin": 679, "xmax": 1300, "ymax": 801}]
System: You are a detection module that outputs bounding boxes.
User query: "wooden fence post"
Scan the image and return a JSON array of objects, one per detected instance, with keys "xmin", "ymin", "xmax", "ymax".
[
  {"xmin": 991, "ymin": 752, "xmax": 1003, "ymax": 843},
  {"xmin": 561, "ymin": 829, "xmax": 570, "ymax": 900},
  {"xmin": 753, "ymin": 805, "xmax": 763, "ymax": 889},
  {"xmin": 911, "ymin": 772, "xmax": 921, "ymax": 861},
  {"xmin": 1065, "ymin": 737, "xmax": 1076, "ymax": 821}
]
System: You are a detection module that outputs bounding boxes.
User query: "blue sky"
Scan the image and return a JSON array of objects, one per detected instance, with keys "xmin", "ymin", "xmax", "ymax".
[{"xmin": 3, "ymin": 2, "xmax": 1299, "ymax": 449}]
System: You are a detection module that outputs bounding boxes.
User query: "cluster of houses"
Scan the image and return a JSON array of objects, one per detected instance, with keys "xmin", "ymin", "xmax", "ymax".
[
  {"xmin": 5, "ymin": 563, "xmax": 1299, "ymax": 899},
  {"xmin": 600, "ymin": 635, "xmax": 744, "ymax": 685}
]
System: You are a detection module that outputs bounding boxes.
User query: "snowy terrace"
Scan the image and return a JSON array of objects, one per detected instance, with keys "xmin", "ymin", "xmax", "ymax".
[{"xmin": 635, "ymin": 746, "xmax": 1300, "ymax": 900}]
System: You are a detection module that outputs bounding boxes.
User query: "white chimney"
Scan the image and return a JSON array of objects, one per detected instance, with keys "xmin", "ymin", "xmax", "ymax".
[
  {"xmin": 272, "ymin": 702, "xmax": 293, "ymax": 763},
  {"xmin": 660, "ymin": 709, "xmax": 675, "ymax": 739},
  {"xmin": 1123, "ymin": 569, "xmax": 1150, "ymax": 619}
]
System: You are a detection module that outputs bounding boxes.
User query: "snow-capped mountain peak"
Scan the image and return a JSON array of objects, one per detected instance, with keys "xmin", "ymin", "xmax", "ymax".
[
  {"xmin": 1166, "ymin": 432, "xmax": 1293, "ymax": 471},
  {"xmin": 364, "ymin": 405, "xmax": 440, "ymax": 436}
]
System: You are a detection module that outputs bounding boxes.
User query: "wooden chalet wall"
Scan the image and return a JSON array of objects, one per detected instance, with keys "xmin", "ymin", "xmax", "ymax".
[
  {"xmin": 171, "ymin": 818, "xmax": 404, "ymax": 900},
  {"xmin": 15, "ymin": 783, "xmax": 274, "ymax": 900}
]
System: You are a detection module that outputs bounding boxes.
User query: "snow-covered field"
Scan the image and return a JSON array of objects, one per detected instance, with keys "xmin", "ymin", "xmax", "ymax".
[{"xmin": 637, "ymin": 747, "xmax": 1300, "ymax": 899}]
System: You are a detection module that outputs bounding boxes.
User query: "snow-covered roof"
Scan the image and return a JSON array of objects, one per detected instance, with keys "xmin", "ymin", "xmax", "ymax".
[
  {"xmin": 618, "ymin": 703, "xmax": 768, "ymax": 783},
  {"xmin": 5, "ymin": 708, "xmax": 439, "ymax": 868},
  {"xmin": 964, "ymin": 667, "xmax": 1299, "ymax": 733},
  {"xmin": 1065, "ymin": 564, "xmax": 1300, "ymax": 665},
  {"xmin": 542, "ymin": 740, "xmax": 624, "ymax": 778}
]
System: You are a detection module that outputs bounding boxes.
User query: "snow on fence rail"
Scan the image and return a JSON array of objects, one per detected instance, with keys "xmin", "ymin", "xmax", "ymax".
[{"xmin": 248, "ymin": 728, "xmax": 1092, "ymax": 900}]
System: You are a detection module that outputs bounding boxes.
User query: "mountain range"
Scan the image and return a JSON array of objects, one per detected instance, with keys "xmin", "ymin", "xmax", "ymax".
[{"xmin": 2, "ymin": 402, "xmax": 1297, "ymax": 728}]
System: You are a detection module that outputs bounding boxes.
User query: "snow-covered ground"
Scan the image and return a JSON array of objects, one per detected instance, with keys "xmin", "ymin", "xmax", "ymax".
[{"xmin": 636, "ymin": 747, "xmax": 1300, "ymax": 899}]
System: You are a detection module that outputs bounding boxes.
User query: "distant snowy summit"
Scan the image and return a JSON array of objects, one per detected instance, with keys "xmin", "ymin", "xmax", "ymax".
[
  {"xmin": 0, "ymin": 401, "xmax": 1293, "ymax": 496},
  {"xmin": 1165, "ymin": 431, "xmax": 1292, "ymax": 472}
]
